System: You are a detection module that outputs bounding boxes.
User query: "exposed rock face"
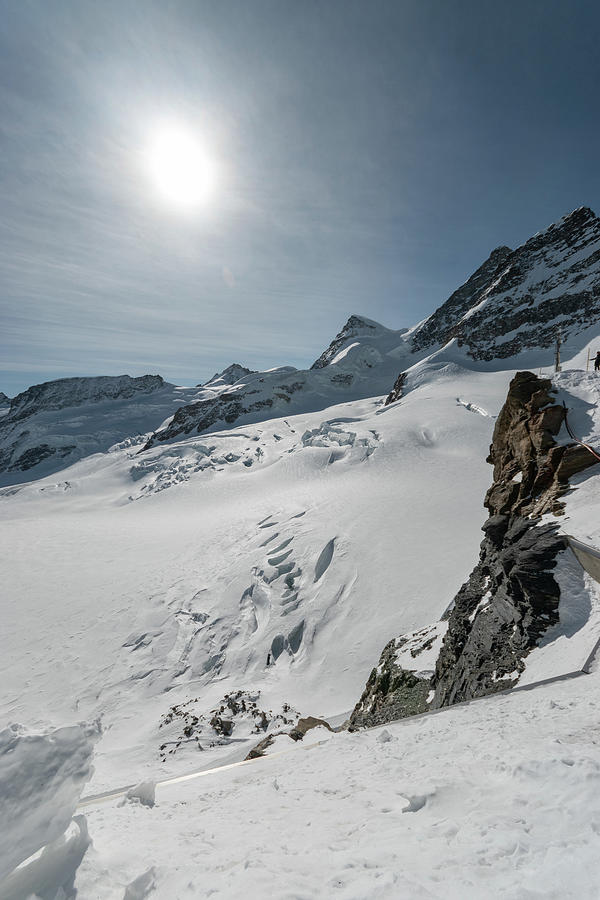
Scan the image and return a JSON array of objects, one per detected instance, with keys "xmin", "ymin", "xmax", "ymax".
[
  {"xmin": 485, "ymin": 371, "xmax": 593, "ymax": 517},
  {"xmin": 349, "ymin": 371, "xmax": 600, "ymax": 726},
  {"xmin": 411, "ymin": 207, "xmax": 600, "ymax": 360},
  {"xmin": 348, "ymin": 640, "xmax": 430, "ymax": 730},
  {"xmin": 159, "ymin": 690, "xmax": 299, "ymax": 761},
  {"xmin": 0, "ymin": 442, "xmax": 77, "ymax": 473},
  {"xmin": 430, "ymin": 516, "xmax": 566, "ymax": 706},
  {"xmin": 245, "ymin": 734, "xmax": 276, "ymax": 759},
  {"xmin": 411, "ymin": 246, "xmax": 513, "ymax": 352},
  {"xmin": 0, "ymin": 392, "xmax": 10, "ymax": 406},
  {"xmin": 429, "ymin": 371, "xmax": 597, "ymax": 706},
  {"xmin": 288, "ymin": 716, "xmax": 333, "ymax": 742},
  {"xmin": 347, "ymin": 621, "xmax": 447, "ymax": 729},
  {"xmin": 384, "ymin": 372, "xmax": 407, "ymax": 406},
  {"xmin": 245, "ymin": 715, "xmax": 332, "ymax": 759}
]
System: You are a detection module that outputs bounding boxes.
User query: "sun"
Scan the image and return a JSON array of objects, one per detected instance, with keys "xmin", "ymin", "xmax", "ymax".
[{"xmin": 145, "ymin": 126, "xmax": 216, "ymax": 209}]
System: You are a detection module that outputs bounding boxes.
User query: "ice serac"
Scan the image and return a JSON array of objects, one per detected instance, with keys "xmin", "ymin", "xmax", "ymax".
[
  {"xmin": 349, "ymin": 371, "xmax": 599, "ymax": 727},
  {"xmin": 411, "ymin": 207, "xmax": 600, "ymax": 361},
  {"xmin": 0, "ymin": 722, "xmax": 98, "ymax": 882}
]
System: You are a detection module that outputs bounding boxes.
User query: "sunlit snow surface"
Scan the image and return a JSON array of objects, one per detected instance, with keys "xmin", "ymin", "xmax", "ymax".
[
  {"xmin": 75, "ymin": 669, "xmax": 600, "ymax": 899},
  {"xmin": 3, "ymin": 337, "xmax": 600, "ymax": 896}
]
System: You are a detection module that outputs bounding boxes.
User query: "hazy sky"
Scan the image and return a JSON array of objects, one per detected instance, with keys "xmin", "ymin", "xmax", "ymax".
[{"xmin": 2, "ymin": 0, "xmax": 600, "ymax": 395}]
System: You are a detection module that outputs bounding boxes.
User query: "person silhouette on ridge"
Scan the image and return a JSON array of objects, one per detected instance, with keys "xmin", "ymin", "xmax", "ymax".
[{"xmin": 595, "ymin": 351, "xmax": 600, "ymax": 372}]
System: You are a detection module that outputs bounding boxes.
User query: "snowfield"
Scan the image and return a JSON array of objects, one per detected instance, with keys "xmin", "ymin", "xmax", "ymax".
[
  {"xmin": 77, "ymin": 663, "xmax": 600, "ymax": 899},
  {"xmin": 1, "ymin": 356, "xmax": 507, "ymax": 793},
  {"xmin": 3, "ymin": 321, "xmax": 600, "ymax": 896}
]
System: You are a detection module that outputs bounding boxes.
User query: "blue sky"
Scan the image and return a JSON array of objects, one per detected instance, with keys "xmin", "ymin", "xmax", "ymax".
[{"xmin": 2, "ymin": 0, "xmax": 600, "ymax": 395}]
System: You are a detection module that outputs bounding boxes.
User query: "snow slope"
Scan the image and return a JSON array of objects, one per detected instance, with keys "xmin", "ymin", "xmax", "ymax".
[
  {"xmin": 1, "ymin": 355, "xmax": 511, "ymax": 794},
  {"xmin": 143, "ymin": 315, "xmax": 417, "ymax": 449},
  {"xmin": 76, "ymin": 659, "xmax": 600, "ymax": 899},
  {"xmin": 3, "ymin": 345, "xmax": 600, "ymax": 895}
]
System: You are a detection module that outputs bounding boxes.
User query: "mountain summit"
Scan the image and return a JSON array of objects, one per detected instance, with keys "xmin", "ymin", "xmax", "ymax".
[{"xmin": 412, "ymin": 206, "xmax": 600, "ymax": 359}]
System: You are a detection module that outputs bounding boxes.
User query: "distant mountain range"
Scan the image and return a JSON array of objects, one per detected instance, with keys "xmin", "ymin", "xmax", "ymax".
[{"xmin": 3, "ymin": 206, "xmax": 600, "ymax": 485}]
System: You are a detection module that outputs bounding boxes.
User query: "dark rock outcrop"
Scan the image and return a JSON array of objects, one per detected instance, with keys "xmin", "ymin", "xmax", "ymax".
[
  {"xmin": 485, "ymin": 371, "xmax": 593, "ymax": 517},
  {"xmin": 4, "ymin": 442, "xmax": 77, "ymax": 472},
  {"xmin": 288, "ymin": 716, "xmax": 333, "ymax": 742},
  {"xmin": 143, "ymin": 378, "xmax": 306, "ymax": 450},
  {"xmin": 348, "ymin": 638, "xmax": 431, "ymax": 730},
  {"xmin": 430, "ymin": 516, "xmax": 566, "ymax": 706},
  {"xmin": 429, "ymin": 371, "xmax": 597, "ymax": 706},
  {"xmin": 244, "ymin": 715, "xmax": 332, "ymax": 759},
  {"xmin": 384, "ymin": 372, "xmax": 407, "ymax": 406},
  {"xmin": 350, "ymin": 371, "xmax": 599, "ymax": 727},
  {"xmin": 412, "ymin": 246, "xmax": 513, "ymax": 352},
  {"xmin": 245, "ymin": 734, "xmax": 276, "ymax": 759}
]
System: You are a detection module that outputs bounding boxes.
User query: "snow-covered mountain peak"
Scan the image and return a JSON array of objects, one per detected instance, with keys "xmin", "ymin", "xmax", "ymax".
[
  {"xmin": 553, "ymin": 204, "xmax": 597, "ymax": 229},
  {"xmin": 412, "ymin": 206, "xmax": 600, "ymax": 363},
  {"xmin": 202, "ymin": 364, "xmax": 256, "ymax": 388},
  {"xmin": 143, "ymin": 317, "xmax": 414, "ymax": 450},
  {"xmin": 311, "ymin": 314, "xmax": 407, "ymax": 370}
]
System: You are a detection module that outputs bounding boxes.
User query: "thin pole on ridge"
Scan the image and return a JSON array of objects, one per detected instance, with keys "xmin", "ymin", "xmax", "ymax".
[{"xmin": 562, "ymin": 401, "xmax": 600, "ymax": 463}]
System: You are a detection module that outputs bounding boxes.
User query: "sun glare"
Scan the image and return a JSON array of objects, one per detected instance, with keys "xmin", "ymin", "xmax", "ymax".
[{"xmin": 146, "ymin": 126, "xmax": 216, "ymax": 209}]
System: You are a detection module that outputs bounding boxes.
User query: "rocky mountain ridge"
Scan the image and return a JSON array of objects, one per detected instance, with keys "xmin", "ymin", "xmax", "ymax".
[
  {"xmin": 7, "ymin": 375, "xmax": 165, "ymax": 423},
  {"xmin": 411, "ymin": 207, "xmax": 600, "ymax": 361},
  {"xmin": 0, "ymin": 375, "xmax": 199, "ymax": 487}
]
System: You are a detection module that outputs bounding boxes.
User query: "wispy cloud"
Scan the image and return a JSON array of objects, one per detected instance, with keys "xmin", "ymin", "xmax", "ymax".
[{"xmin": 2, "ymin": 1, "xmax": 600, "ymax": 395}]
